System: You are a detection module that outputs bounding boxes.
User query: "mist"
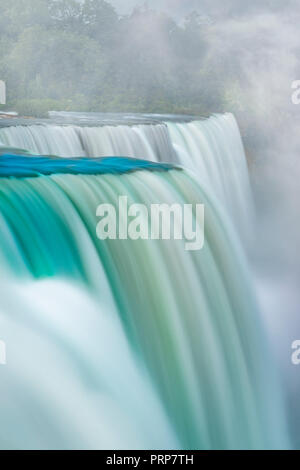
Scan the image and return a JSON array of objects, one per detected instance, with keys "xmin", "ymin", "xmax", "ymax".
[{"xmin": 1, "ymin": 0, "xmax": 300, "ymax": 443}]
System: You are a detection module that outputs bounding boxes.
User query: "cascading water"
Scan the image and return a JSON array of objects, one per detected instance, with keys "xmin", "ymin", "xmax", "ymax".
[
  {"xmin": 0, "ymin": 124, "xmax": 86, "ymax": 158},
  {"xmin": 0, "ymin": 155, "xmax": 290, "ymax": 449},
  {"xmin": 166, "ymin": 114, "xmax": 254, "ymax": 237},
  {"xmin": 0, "ymin": 113, "xmax": 253, "ymax": 237}
]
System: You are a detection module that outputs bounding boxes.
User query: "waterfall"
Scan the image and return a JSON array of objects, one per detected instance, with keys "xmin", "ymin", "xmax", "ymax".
[
  {"xmin": 0, "ymin": 124, "xmax": 85, "ymax": 157},
  {"xmin": 0, "ymin": 121, "xmax": 175, "ymax": 161},
  {"xmin": 0, "ymin": 154, "xmax": 289, "ymax": 449},
  {"xmin": 0, "ymin": 113, "xmax": 253, "ymax": 236},
  {"xmin": 167, "ymin": 114, "xmax": 254, "ymax": 236}
]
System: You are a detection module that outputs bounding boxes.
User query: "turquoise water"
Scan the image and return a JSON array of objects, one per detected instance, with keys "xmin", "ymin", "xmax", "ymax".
[
  {"xmin": 0, "ymin": 153, "xmax": 290, "ymax": 449},
  {"xmin": 0, "ymin": 154, "xmax": 176, "ymax": 177},
  {"xmin": 0, "ymin": 113, "xmax": 253, "ymax": 239}
]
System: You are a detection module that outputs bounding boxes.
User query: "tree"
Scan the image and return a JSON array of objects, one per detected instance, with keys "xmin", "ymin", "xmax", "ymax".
[
  {"xmin": 81, "ymin": 0, "xmax": 119, "ymax": 44},
  {"xmin": 48, "ymin": 0, "xmax": 118, "ymax": 45},
  {"xmin": 4, "ymin": 25, "xmax": 106, "ymax": 101},
  {"xmin": 0, "ymin": 0, "xmax": 51, "ymax": 37},
  {"xmin": 48, "ymin": 0, "xmax": 83, "ymax": 31}
]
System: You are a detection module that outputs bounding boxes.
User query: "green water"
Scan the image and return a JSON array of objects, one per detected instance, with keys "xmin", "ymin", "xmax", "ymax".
[{"xmin": 0, "ymin": 162, "xmax": 290, "ymax": 449}]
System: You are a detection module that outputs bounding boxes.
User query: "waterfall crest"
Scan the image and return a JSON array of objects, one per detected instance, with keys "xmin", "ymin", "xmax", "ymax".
[
  {"xmin": 0, "ymin": 156, "xmax": 289, "ymax": 449},
  {"xmin": 0, "ymin": 113, "xmax": 253, "ymax": 235}
]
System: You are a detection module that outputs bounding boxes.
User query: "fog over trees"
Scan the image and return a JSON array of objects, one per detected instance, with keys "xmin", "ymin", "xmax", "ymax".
[{"xmin": 0, "ymin": 0, "xmax": 246, "ymax": 116}]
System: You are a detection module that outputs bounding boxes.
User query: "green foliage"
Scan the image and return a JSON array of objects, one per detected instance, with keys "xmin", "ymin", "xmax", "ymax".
[
  {"xmin": 11, "ymin": 98, "xmax": 69, "ymax": 118},
  {"xmin": 0, "ymin": 0, "xmax": 226, "ymax": 117}
]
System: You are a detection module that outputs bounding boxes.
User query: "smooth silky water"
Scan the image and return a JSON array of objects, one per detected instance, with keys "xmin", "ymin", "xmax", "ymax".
[
  {"xmin": 0, "ymin": 114, "xmax": 290, "ymax": 449},
  {"xmin": 0, "ymin": 113, "xmax": 253, "ymax": 239},
  {"xmin": 0, "ymin": 152, "xmax": 290, "ymax": 449}
]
